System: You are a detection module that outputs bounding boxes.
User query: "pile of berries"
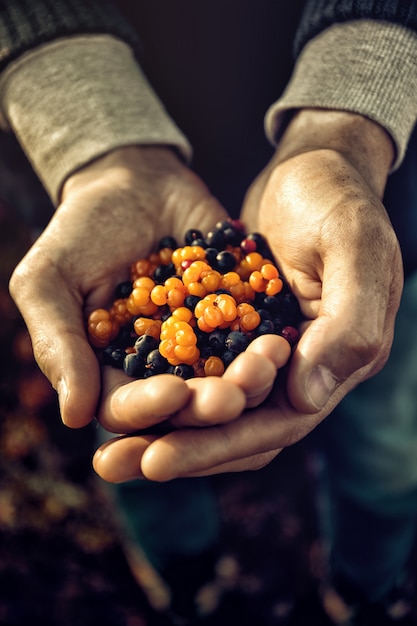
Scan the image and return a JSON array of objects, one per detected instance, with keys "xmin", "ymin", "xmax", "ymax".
[{"xmin": 87, "ymin": 220, "xmax": 302, "ymax": 380}]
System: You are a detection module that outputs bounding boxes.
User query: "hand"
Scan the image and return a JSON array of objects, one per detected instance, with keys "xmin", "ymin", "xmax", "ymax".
[
  {"xmin": 91, "ymin": 110, "xmax": 404, "ymax": 482},
  {"xmin": 9, "ymin": 145, "xmax": 228, "ymax": 427}
]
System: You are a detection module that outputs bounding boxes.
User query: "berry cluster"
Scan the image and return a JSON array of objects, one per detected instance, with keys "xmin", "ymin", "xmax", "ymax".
[{"xmin": 87, "ymin": 220, "xmax": 302, "ymax": 380}]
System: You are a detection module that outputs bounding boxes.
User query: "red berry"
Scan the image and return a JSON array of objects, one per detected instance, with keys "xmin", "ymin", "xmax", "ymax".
[{"xmin": 240, "ymin": 238, "xmax": 257, "ymax": 254}]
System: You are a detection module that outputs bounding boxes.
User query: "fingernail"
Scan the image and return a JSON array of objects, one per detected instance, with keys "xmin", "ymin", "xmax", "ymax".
[
  {"xmin": 306, "ymin": 366, "xmax": 339, "ymax": 410},
  {"xmin": 57, "ymin": 378, "xmax": 68, "ymax": 425}
]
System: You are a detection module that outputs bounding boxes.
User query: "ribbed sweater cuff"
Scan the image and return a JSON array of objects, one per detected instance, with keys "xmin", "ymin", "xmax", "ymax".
[
  {"xmin": 265, "ymin": 20, "xmax": 417, "ymax": 170},
  {"xmin": 0, "ymin": 35, "xmax": 192, "ymax": 205}
]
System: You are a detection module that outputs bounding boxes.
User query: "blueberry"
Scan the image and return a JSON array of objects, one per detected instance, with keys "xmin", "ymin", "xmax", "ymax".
[
  {"xmin": 246, "ymin": 232, "xmax": 265, "ymax": 247},
  {"xmin": 278, "ymin": 292, "xmax": 302, "ymax": 319},
  {"xmin": 223, "ymin": 227, "xmax": 243, "ymax": 247},
  {"xmin": 158, "ymin": 235, "xmax": 178, "ymax": 250},
  {"xmin": 190, "ymin": 238, "xmax": 207, "ymax": 248},
  {"xmin": 115, "ymin": 326, "xmax": 135, "ymax": 348},
  {"xmin": 134, "ymin": 335, "xmax": 159, "ymax": 357},
  {"xmin": 123, "ymin": 352, "xmax": 146, "ymax": 377},
  {"xmin": 200, "ymin": 344, "xmax": 215, "ymax": 359},
  {"xmin": 262, "ymin": 295, "xmax": 282, "ymax": 313},
  {"xmin": 114, "ymin": 280, "xmax": 132, "ymax": 299},
  {"xmin": 206, "ymin": 229, "xmax": 226, "ymax": 249},
  {"xmin": 173, "ymin": 364, "xmax": 195, "ymax": 379},
  {"xmin": 207, "ymin": 329, "xmax": 227, "ymax": 353},
  {"xmin": 215, "ymin": 219, "xmax": 232, "ymax": 231},
  {"xmin": 102, "ymin": 345, "xmax": 125, "ymax": 368},
  {"xmin": 184, "ymin": 295, "xmax": 201, "ymax": 312},
  {"xmin": 273, "ymin": 315, "xmax": 287, "ymax": 332},
  {"xmin": 225, "ymin": 331, "xmax": 250, "ymax": 353},
  {"xmin": 146, "ymin": 349, "xmax": 169, "ymax": 373},
  {"xmin": 214, "ymin": 289, "xmax": 232, "ymax": 296},
  {"xmin": 215, "ymin": 251, "xmax": 236, "ymax": 273},
  {"xmin": 254, "ymin": 319, "xmax": 275, "ymax": 336},
  {"xmin": 185, "ymin": 229, "xmax": 203, "ymax": 245},
  {"xmin": 257, "ymin": 308, "xmax": 274, "ymax": 321},
  {"xmin": 205, "ymin": 247, "xmax": 219, "ymax": 267},
  {"xmin": 153, "ymin": 262, "xmax": 176, "ymax": 283}
]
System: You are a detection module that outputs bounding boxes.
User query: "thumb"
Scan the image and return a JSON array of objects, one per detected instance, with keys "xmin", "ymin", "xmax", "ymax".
[
  {"xmin": 10, "ymin": 267, "xmax": 100, "ymax": 428},
  {"xmin": 286, "ymin": 267, "xmax": 402, "ymax": 414}
]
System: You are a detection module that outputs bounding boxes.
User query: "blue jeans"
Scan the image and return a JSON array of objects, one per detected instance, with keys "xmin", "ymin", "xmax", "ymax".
[{"xmin": 315, "ymin": 269, "xmax": 417, "ymax": 602}]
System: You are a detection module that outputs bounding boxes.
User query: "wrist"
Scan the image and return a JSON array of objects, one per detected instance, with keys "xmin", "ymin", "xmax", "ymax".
[
  {"xmin": 62, "ymin": 144, "xmax": 184, "ymax": 201},
  {"xmin": 275, "ymin": 109, "xmax": 394, "ymax": 198}
]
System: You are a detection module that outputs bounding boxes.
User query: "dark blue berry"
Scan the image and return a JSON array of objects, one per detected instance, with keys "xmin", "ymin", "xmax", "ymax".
[
  {"xmin": 173, "ymin": 364, "xmax": 195, "ymax": 379},
  {"xmin": 158, "ymin": 235, "xmax": 178, "ymax": 250},
  {"xmin": 123, "ymin": 352, "xmax": 146, "ymax": 377},
  {"xmin": 200, "ymin": 344, "xmax": 216, "ymax": 359},
  {"xmin": 184, "ymin": 295, "xmax": 201, "ymax": 312},
  {"xmin": 223, "ymin": 227, "xmax": 243, "ymax": 247},
  {"xmin": 146, "ymin": 349, "xmax": 169, "ymax": 373},
  {"xmin": 254, "ymin": 319, "xmax": 275, "ymax": 336},
  {"xmin": 114, "ymin": 280, "xmax": 132, "ymax": 299},
  {"xmin": 102, "ymin": 345, "xmax": 125, "ymax": 368},
  {"xmin": 153, "ymin": 262, "xmax": 176, "ymax": 283},
  {"xmin": 190, "ymin": 238, "xmax": 207, "ymax": 248},
  {"xmin": 215, "ymin": 219, "xmax": 232, "ymax": 231},
  {"xmin": 246, "ymin": 232, "xmax": 265, "ymax": 247},
  {"xmin": 262, "ymin": 295, "xmax": 282, "ymax": 313},
  {"xmin": 214, "ymin": 289, "xmax": 232, "ymax": 296},
  {"xmin": 205, "ymin": 247, "xmax": 219, "ymax": 267},
  {"xmin": 225, "ymin": 331, "xmax": 250, "ymax": 353},
  {"xmin": 257, "ymin": 308, "xmax": 274, "ymax": 321},
  {"xmin": 115, "ymin": 326, "xmax": 135, "ymax": 348},
  {"xmin": 185, "ymin": 229, "xmax": 203, "ymax": 245},
  {"xmin": 134, "ymin": 334, "xmax": 159, "ymax": 357},
  {"xmin": 207, "ymin": 329, "xmax": 227, "ymax": 353},
  {"xmin": 215, "ymin": 251, "xmax": 236, "ymax": 273},
  {"xmin": 206, "ymin": 229, "xmax": 226, "ymax": 249}
]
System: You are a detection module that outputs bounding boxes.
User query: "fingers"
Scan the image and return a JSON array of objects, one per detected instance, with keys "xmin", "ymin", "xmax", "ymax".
[
  {"xmin": 99, "ymin": 334, "xmax": 291, "ymax": 433},
  {"xmin": 139, "ymin": 391, "xmax": 320, "ymax": 481},
  {"xmin": 224, "ymin": 334, "xmax": 291, "ymax": 407},
  {"xmin": 171, "ymin": 377, "xmax": 246, "ymax": 427},
  {"xmin": 93, "ymin": 434, "xmax": 157, "ymax": 483},
  {"xmin": 97, "ymin": 370, "xmax": 191, "ymax": 433},
  {"xmin": 93, "ymin": 334, "xmax": 293, "ymax": 483},
  {"xmin": 10, "ymin": 255, "xmax": 100, "ymax": 428}
]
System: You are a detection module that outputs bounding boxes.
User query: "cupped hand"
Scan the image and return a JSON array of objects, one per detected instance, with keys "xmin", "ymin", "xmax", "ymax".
[
  {"xmin": 92, "ymin": 110, "xmax": 404, "ymax": 483},
  {"xmin": 242, "ymin": 110, "xmax": 403, "ymax": 415},
  {"xmin": 93, "ymin": 333, "xmax": 292, "ymax": 482},
  {"xmin": 9, "ymin": 146, "xmax": 228, "ymax": 427}
]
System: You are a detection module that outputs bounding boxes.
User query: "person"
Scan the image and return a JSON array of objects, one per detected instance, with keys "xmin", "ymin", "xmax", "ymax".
[{"xmin": 2, "ymin": 0, "xmax": 417, "ymax": 623}]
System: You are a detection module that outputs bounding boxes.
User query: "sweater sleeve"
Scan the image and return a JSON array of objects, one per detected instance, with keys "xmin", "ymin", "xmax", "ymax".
[
  {"xmin": 294, "ymin": 0, "xmax": 417, "ymax": 55},
  {"xmin": 0, "ymin": 35, "xmax": 192, "ymax": 205},
  {"xmin": 264, "ymin": 19, "xmax": 417, "ymax": 170},
  {"xmin": 0, "ymin": 0, "xmax": 141, "ymax": 70}
]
